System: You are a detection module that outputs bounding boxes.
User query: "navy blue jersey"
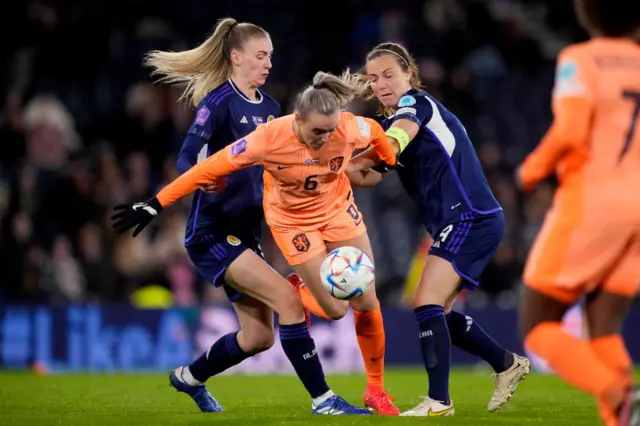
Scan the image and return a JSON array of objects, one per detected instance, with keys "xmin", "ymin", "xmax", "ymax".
[
  {"xmin": 176, "ymin": 79, "xmax": 280, "ymax": 243},
  {"xmin": 381, "ymin": 89, "xmax": 501, "ymax": 236}
]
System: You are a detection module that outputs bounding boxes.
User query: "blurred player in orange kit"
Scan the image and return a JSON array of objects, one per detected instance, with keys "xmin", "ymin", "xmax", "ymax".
[
  {"xmin": 111, "ymin": 70, "xmax": 402, "ymax": 415},
  {"xmin": 517, "ymin": 1, "xmax": 640, "ymax": 424}
]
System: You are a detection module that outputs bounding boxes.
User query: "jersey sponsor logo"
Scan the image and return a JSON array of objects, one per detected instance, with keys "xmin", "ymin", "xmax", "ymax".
[
  {"xmin": 240, "ymin": 116, "xmax": 248, "ymax": 124},
  {"xmin": 267, "ymin": 115, "xmax": 275, "ymax": 122},
  {"xmin": 396, "ymin": 107, "xmax": 417, "ymax": 116},
  {"xmin": 329, "ymin": 156, "xmax": 344, "ymax": 172},
  {"xmin": 277, "ymin": 165, "xmax": 291, "ymax": 170},
  {"xmin": 292, "ymin": 233, "xmax": 311, "ymax": 252},
  {"xmin": 226, "ymin": 235, "xmax": 241, "ymax": 246},
  {"xmin": 195, "ymin": 106, "xmax": 210, "ymax": 125},
  {"xmin": 356, "ymin": 117, "xmax": 370, "ymax": 139},
  {"xmin": 553, "ymin": 58, "xmax": 585, "ymax": 98},
  {"xmin": 398, "ymin": 95, "xmax": 416, "ymax": 107},
  {"xmin": 231, "ymin": 139, "xmax": 247, "ymax": 156}
]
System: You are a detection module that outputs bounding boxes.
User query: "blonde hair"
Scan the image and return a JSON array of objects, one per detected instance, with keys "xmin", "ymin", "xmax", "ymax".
[
  {"xmin": 295, "ymin": 69, "xmax": 368, "ymax": 119},
  {"xmin": 361, "ymin": 42, "xmax": 423, "ymax": 117},
  {"xmin": 144, "ymin": 18, "xmax": 269, "ymax": 107}
]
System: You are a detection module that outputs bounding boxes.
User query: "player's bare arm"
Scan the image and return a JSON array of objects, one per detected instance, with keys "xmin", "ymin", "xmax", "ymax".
[{"xmin": 347, "ymin": 169, "xmax": 384, "ymax": 188}]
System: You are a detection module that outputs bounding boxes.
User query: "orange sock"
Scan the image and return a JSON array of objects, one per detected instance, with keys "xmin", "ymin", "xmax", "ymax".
[
  {"xmin": 590, "ymin": 334, "xmax": 633, "ymax": 426},
  {"xmin": 297, "ymin": 285, "xmax": 331, "ymax": 320},
  {"xmin": 353, "ymin": 305, "xmax": 385, "ymax": 389},
  {"xmin": 590, "ymin": 334, "xmax": 633, "ymax": 387},
  {"xmin": 525, "ymin": 322, "xmax": 624, "ymax": 407}
]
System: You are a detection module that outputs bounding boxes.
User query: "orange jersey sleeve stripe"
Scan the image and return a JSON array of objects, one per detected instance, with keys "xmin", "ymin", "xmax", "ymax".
[
  {"xmin": 520, "ymin": 97, "xmax": 592, "ymax": 190},
  {"xmin": 364, "ymin": 117, "xmax": 397, "ymax": 166}
]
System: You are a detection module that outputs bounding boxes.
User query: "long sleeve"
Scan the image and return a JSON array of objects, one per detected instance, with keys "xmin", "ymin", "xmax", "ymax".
[
  {"xmin": 520, "ymin": 98, "xmax": 592, "ymax": 189},
  {"xmin": 520, "ymin": 48, "xmax": 594, "ymax": 190},
  {"xmin": 156, "ymin": 125, "xmax": 270, "ymax": 207},
  {"xmin": 175, "ymin": 133, "xmax": 207, "ymax": 174},
  {"xmin": 175, "ymin": 101, "xmax": 226, "ymax": 174},
  {"xmin": 354, "ymin": 116, "xmax": 397, "ymax": 166}
]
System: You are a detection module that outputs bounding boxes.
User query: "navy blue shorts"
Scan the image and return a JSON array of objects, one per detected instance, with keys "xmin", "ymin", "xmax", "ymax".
[
  {"xmin": 186, "ymin": 233, "xmax": 263, "ymax": 302},
  {"xmin": 429, "ymin": 211, "xmax": 504, "ymax": 289}
]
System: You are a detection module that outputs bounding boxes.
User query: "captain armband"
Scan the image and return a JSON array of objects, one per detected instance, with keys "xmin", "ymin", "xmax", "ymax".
[{"xmin": 385, "ymin": 127, "xmax": 410, "ymax": 153}]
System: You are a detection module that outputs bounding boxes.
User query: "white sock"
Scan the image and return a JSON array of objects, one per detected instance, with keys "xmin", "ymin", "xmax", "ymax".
[
  {"xmin": 312, "ymin": 389, "xmax": 335, "ymax": 407},
  {"xmin": 178, "ymin": 366, "xmax": 204, "ymax": 386}
]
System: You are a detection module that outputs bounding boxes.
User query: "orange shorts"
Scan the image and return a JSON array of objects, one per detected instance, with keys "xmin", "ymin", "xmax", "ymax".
[
  {"xmin": 524, "ymin": 206, "xmax": 640, "ymax": 304},
  {"xmin": 269, "ymin": 198, "xmax": 366, "ymax": 266}
]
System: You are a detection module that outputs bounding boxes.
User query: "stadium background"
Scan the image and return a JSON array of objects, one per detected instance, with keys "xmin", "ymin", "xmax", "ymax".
[{"xmin": 0, "ymin": 0, "xmax": 638, "ymax": 373}]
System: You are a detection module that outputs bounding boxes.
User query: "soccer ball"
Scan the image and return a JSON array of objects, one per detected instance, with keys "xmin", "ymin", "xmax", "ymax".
[{"xmin": 320, "ymin": 246, "xmax": 375, "ymax": 300}]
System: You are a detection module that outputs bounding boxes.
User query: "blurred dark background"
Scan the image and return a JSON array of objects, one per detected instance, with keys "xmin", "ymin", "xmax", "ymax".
[{"xmin": 0, "ymin": 0, "xmax": 588, "ymax": 307}]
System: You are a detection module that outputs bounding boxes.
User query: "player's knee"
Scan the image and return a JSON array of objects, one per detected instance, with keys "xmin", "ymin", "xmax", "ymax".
[
  {"xmin": 349, "ymin": 292, "xmax": 378, "ymax": 314},
  {"xmin": 275, "ymin": 287, "xmax": 305, "ymax": 321},
  {"xmin": 413, "ymin": 289, "xmax": 447, "ymax": 310},
  {"xmin": 326, "ymin": 306, "xmax": 348, "ymax": 321},
  {"xmin": 240, "ymin": 329, "xmax": 275, "ymax": 354},
  {"xmin": 413, "ymin": 279, "xmax": 457, "ymax": 309},
  {"xmin": 246, "ymin": 333, "xmax": 275, "ymax": 354},
  {"xmin": 319, "ymin": 298, "xmax": 349, "ymax": 320}
]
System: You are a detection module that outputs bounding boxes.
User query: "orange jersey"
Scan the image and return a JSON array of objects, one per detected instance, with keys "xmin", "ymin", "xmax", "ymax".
[
  {"xmin": 156, "ymin": 112, "xmax": 394, "ymax": 229},
  {"xmin": 522, "ymin": 38, "xmax": 640, "ymax": 302},
  {"xmin": 520, "ymin": 38, "xmax": 640, "ymax": 203}
]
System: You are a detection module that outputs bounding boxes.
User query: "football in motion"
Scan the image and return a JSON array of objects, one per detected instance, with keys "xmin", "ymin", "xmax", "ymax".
[{"xmin": 320, "ymin": 246, "xmax": 375, "ymax": 300}]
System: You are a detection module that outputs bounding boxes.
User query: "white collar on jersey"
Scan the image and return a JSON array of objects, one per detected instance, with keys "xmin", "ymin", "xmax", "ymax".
[{"xmin": 228, "ymin": 78, "xmax": 264, "ymax": 104}]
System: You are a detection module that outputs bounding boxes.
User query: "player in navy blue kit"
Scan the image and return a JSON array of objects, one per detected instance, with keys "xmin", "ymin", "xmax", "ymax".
[
  {"xmin": 142, "ymin": 18, "xmax": 369, "ymax": 416},
  {"xmin": 347, "ymin": 43, "xmax": 531, "ymax": 416}
]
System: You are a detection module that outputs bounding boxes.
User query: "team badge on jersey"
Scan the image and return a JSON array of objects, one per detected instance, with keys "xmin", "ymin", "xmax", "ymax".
[
  {"xmin": 330, "ymin": 156, "xmax": 344, "ymax": 172},
  {"xmin": 231, "ymin": 139, "xmax": 247, "ymax": 156},
  {"xmin": 292, "ymin": 233, "xmax": 311, "ymax": 252},
  {"xmin": 226, "ymin": 235, "xmax": 241, "ymax": 246},
  {"xmin": 398, "ymin": 95, "xmax": 416, "ymax": 107},
  {"xmin": 267, "ymin": 115, "xmax": 275, "ymax": 122},
  {"xmin": 195, "ymin": 106, "xmax": 210, "ymax": 125}
]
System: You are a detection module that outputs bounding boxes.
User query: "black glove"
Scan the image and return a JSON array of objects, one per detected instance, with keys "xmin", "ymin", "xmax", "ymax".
[
  {"xmin": 371, "ymin": 161, "xmax": 398, "ymax": 174},
  {"xmin": 111, "ymin": 197, "xmax": 163, "ymax": 237}
]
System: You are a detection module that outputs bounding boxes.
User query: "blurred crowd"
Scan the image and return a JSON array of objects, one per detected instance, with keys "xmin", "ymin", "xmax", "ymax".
[{"xmin": 0, "ymin": 0, "xmax": 585, "ymax": 306}]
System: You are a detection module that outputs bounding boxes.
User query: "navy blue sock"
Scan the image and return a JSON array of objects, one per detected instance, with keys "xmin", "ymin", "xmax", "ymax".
[
  {"xmin": 279, "ymin": 322, "xmax": 330, "ymax": 399},
  {"xmin": 189, "ymin": 332, "xmax": 250, "ymax": 382},
  {"xmin": 446, "ymin": 310, "xmax": 514, "ymax": 373},
  {"xmin": 415, "ymin": 304, "xmax": 451, "ymax": 405}
]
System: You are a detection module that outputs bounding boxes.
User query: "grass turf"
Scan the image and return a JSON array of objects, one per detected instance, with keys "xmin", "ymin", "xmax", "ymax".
[{"xmin": 1, "ymin": 367, "xmax": 632, "ymax": 425}]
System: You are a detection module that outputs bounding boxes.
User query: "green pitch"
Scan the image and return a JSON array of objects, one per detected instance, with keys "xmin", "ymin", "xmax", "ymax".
[{"xmin": 1, "ymin": 368, "xmax": 634, "ymax": 425}]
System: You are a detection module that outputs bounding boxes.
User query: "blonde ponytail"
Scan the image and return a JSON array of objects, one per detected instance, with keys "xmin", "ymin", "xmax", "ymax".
[
  {"xmin": 144, "ymin": 18, "xmax": 268, "ymax": 107},
  {"xmin": 295, "ymin": 69, "xmax": 368, "ymax": 118}
]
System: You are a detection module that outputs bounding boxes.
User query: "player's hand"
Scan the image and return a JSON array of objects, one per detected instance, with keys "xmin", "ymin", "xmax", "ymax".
[
  {"xmin": 111, "ymin": 197, "xmax": 163, "ymax": 237},
  {"xmin": 200, "ymin": 177, "xmax": 227, "ymax": 194}
]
